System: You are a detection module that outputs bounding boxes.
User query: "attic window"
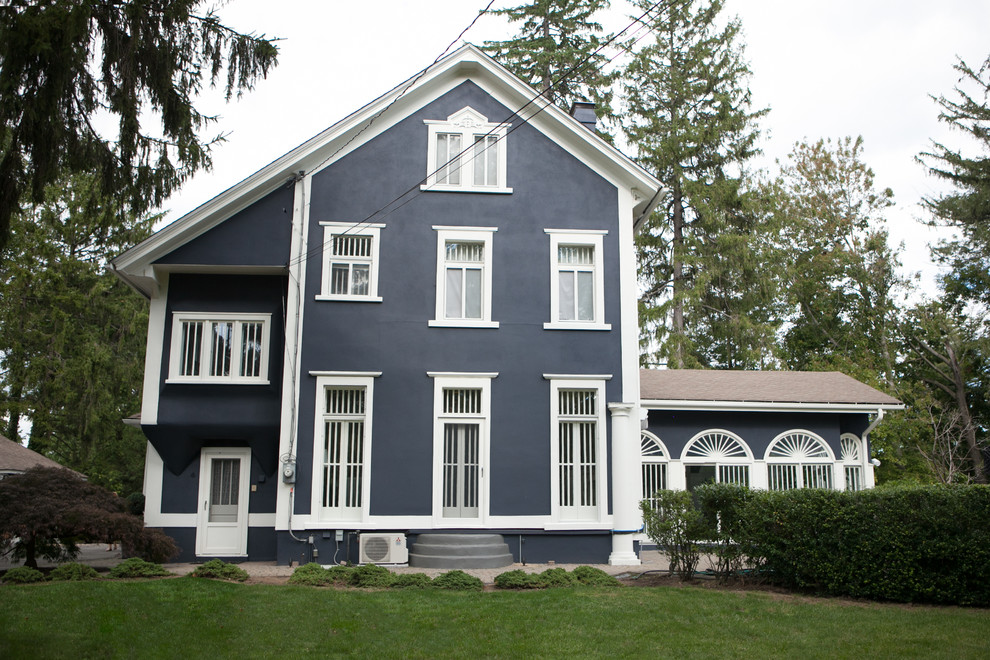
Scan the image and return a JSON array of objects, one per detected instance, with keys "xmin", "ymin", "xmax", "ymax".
[{"xmin": 423, "ymin": 107, "xmax": 512, "ymax": 194}]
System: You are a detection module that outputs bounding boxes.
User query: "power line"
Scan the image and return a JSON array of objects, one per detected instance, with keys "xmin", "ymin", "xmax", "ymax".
[{"xmin": 287, "ymin": 0, "xmax": 669, "ymax": 269}]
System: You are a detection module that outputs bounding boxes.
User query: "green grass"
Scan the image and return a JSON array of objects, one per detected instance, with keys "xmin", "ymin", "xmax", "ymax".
[{"xmin": 1, "ymin": 578, "xmax": 987, "ymax": 658}]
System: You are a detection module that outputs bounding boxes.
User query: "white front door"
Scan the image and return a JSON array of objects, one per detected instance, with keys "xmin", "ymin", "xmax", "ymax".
[
  {"xmin": 442, "ymin": 422, "xmax": 480, "ymax": 519},
  {"xmin": 196, "ymin": 447, "xmax": 251, "ymax": 557}
]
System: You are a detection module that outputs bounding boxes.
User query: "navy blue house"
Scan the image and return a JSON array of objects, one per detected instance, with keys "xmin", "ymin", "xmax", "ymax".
[
  {"xmin": 113, "ymin": 45, "xmax": 901, "ymax": 566},
  {"xmin": 113, "ymin": 44, "xmax": 659, "ymax": 565}
]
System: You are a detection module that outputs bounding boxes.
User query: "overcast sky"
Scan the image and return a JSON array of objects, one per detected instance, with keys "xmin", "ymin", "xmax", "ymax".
[{"xmin": 165, "ymin": 1, "xmax": 990, "ymax": 295}]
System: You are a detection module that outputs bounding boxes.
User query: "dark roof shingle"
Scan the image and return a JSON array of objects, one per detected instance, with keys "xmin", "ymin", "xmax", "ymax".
[{"xmin": 0, "ymin": 434, "xmax": 70, "ymax": 473}]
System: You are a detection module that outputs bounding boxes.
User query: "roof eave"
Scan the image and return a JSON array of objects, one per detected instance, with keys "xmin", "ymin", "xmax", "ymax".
[{"xmin": 641, "ymin": 399, "xmax": 906, "ymax": 413}]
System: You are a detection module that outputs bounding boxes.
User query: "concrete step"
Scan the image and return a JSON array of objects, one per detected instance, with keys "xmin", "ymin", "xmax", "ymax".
[{"xmin": 409, "ymin": 533, "xmax": 513, "ymax": 569}]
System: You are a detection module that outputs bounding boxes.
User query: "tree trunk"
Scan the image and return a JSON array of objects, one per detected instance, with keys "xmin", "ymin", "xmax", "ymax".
[
  {"xmin": 945, "ymin": 341, "xmax": 987, "ymax": 482},
  {"xmin": 23, "ymin": 536, "xmax": 37, "ymax": 569}
]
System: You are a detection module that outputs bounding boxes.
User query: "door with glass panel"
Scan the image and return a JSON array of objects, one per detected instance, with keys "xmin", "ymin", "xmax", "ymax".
[
  {"xmin": 196, "ymin": 448, "xmax": 250, "ymax": 556},
  {"xmin": 442, "ymin": 423, "xmax": 480, "ymax": 518}
]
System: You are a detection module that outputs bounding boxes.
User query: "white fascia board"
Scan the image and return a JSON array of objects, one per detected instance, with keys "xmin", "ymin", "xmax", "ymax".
[
  {"xmin": 112, "ymin": 44, "xmax": 661, "ymax": 280},
  {"xmin": 641, "ymin": 399, "xmax": 906, "ymax": 413}
]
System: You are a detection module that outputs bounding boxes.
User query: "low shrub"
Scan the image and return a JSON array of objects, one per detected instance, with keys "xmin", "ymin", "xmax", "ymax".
[
  {"xmin": 389, "ymin": 573, "xmax": 433, "ymax": 589},
  {"xmin": 348, "ymin": 564, "xmax": 394, "ymax": 588},
  {"xmin": 288, "ymin": 563, "xmax": 334, "ymax": 586},
  {"xmin": 2, "ymin": 566, "xmax": 45, "ymax": 584},
  {"xmin": 325, "ymin": 565, "xmax": 355, "ymax": 585},
  {"xmin": 534, "ymin": 567, "xmax": 576, "ymax": 588},
  {"xmin": 493, "ymin": 569, "xmax": 539, "ymax": 590},
  {"xmin": 50, "ymin": 562, "xmax": 100, "ymax": 581},
  {"xmin": 109, "ymin": 557, "xmax": 171, "ymax": 579},
  {"xmin": 641, "ymin": 489, "xmax": 707, "ymax": 579},
  {"xmin": 695, "ymin": 483, "xmax": 752, "ymax": 583},
  {"xmin": 431, "ymin": 570, "xmax": 483, "ymax": 591},
  {"xmin": 190, "ymin": 559, "xmax": 248, "ymax": 582},
  {"xmin": 572, "ymin": 565, "xmax": 619, "ymax": 587}
]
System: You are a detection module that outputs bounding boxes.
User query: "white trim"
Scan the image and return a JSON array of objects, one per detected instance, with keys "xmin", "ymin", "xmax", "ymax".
[
  {"xmin": 166, "ymin": 312, "xmax": 272, "ymax": 384},
  {"xmin": 431, "ymin": 226, "xmax": 498, "ymax": 327},
  {"xmin": 617, "ymin": 187, "xmax": 641, "ymax": 410},
  {"xmin": 681, "ymin": 429, "xmax": 754, "ymax": 462},
  {"xmin": 311, "ymin": 374, "xmax": 376, "ymax": 524},
  {"xmin": 140, "ymin": 274, "xmax": 168, "ymax": 425},
  {"xmin": 143, "ymin": 441, "xmax": 165, "ymax": 526},
  {"xmin": 431, "ymin": 374, "xmax": 494, "ymax": 526},
  {"xmin": 428, "ymin": 372, "xmax": 499, "ymax": 379},
  {"xmin": 309, "ymin": 371, "xmax": 383, "ymax": 378},
  {"xmin": 261, "ymin": 514, "xmax": 612, "ymax": 531},
  {"xmin": 544, "ymin": 230, "xmax": 610, "ymax": 330},
  {"xmin": 548, "ymin": 378, "xmax": 609, "ymax": 524},
  {"xmin": 422, "ymin": 107, "xmax": 512, "ymax": 193},
  {"xmin": 641, "ymin": 399, "xmax": 905, "ymax": 413},
  {"xmin": 316, "ymin": 222, "xmax": 384, "ymax": 302},
  {"xmin": 542, "ymin": 373, "xmax": 613, "ymax": 381},
  {"xmin": 276, "ymin": 174, "xmax": 311, "ymax": 532},
  {"xmin": 765, "ymin": 429, "xmax": 836, "ymax": 462},
  {"xmin": 142, "ymin": 513, "xmax": 276, "ymax": 528}
]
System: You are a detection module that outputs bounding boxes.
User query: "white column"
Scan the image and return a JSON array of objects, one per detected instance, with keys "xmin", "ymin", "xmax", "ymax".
[{"xmin": 608, "ymin": 402, "xmax": 641, "ymax": 565}]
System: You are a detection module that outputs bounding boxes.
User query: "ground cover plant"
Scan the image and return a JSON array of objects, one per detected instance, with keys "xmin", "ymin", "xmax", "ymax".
[
  {"xmin": 49, "ymin": 563, "xmax": 100, "ymax": 582},
  {"xmin": 1, "ymin": 566, "xmax": 44, "ymax": 584},
  {"xmin": 189, "ymin": 559, "xmax": 248, "ymax": 582},
  {"xmin": 0, "ymin": 579, "xmax": 987, "ymax": 658},
  {"xmin": 108, "ymin": 557, "xmax": 172, "ymax": 579}
]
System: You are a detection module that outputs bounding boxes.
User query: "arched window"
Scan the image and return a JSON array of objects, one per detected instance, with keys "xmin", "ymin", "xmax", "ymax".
[
  {"xmin": 641, "ymin": 431, "xmax": 669, "ymax": 509},
  {"xmin": 840, "ymin": 434, "xmax": 863, "ymax": 491},
  {"xmin": 681, "ymin": 430, "xmax": 752, "ymax": 489},
  {"xmin": 765, "ymin": 430, "xmax": 834, "ymax": 490}
]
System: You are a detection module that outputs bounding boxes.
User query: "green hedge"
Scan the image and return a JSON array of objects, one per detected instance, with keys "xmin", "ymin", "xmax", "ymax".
[{"xmin": 740, "ymin": 485, "xmax": 990, "ymax": 606}]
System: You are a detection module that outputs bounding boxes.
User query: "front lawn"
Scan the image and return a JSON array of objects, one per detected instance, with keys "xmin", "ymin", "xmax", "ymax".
[{"xmin": 1, "ymin": 579, "xmax": 987, "ymax": 658}]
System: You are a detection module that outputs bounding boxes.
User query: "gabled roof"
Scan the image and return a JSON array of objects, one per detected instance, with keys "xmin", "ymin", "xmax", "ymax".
[
  {"xmin": 112, "ymin": 43, "xmax": 662, "ymax": 297},
  {"xmin": 0, "ymin": 434, "xmax": 75, "ymax": 474},
  {"xmin": 640, "ymin": 369, "xmax": 903, "ymax": 413}
]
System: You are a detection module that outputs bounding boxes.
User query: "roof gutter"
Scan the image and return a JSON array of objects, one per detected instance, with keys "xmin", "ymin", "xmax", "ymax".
[
  {"xmin": 109, "ymin": 262, "xmax": 152, "ymax": 300},
  {"xmin": 641, "ymin": 399, "xmax": 905, "ymax": 414},
  {"xmin": 633, "ymin": 186, "xmax": 666, "ymax": 233}
]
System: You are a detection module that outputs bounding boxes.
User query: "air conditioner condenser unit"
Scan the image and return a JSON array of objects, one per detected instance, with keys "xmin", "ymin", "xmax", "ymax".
[{"xmin": 359, "ymin": 533, "xmax": 408, "ymax": 565}]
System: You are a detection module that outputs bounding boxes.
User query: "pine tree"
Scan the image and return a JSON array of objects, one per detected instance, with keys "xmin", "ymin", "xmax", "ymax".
[
  {"xmin": 484, "ymin": 0, "xmax": 617, "ymax": 126},
  {"xmin": 919, "ymin": 53, "xmax": 990, "ymax": 309},
  {"xmin": 0, "ymin": 175, "xmax": 154, "ymax": 495},
  {"xmin": 623, "ymin": 0, "xmax": 769, "ymax": 368},
  {"xmin": 0, "ymin": 1, "xmax": 279, "ymax": 254}
]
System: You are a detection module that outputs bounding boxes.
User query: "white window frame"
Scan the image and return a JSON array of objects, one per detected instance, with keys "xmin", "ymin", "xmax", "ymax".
[
  {"xmin": 549, "ymin": 378, "xmax": 609, "ymax": 524},
  {"xmin": 641, "ymin": 431, "xmax": 670, "ymax": 511},
  {"xmin": 316, "ymin": 222, "xmax": 384, "ymax": 302},
  {"xmin": 429, "ymin": 372, "xmax": 496, "ymax": 527},
  {"xmin": 765, "ymin": 430, "xmax": 836, "ymax": 490},
  {"xmin": 167, "ymin": 312, "xmax": 271, "ymax": 384},
  {"xmin": 681, "ymin": 429, "xmax": 753, "ymax": 488},
  {"xmin": 544, "ymin": 230, "xmax": 610, "ymax": 330},
  {"xmin": 311, "ymin": 373, "xmax": 378, "ymax": 523},
  {"xmin": 429, "ymin": 226, "xmax": 498, "ymax": 328},
  {"xmin": 422, "ymin": 107, "xmax": 512, "ymax": 194},
  {"xmin": 840, "ymin": 433, "xmax": 865, "ymax": 491}
]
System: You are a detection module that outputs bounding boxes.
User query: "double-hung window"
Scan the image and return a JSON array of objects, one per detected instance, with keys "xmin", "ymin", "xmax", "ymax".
[
  {"xmin": 312, "ymin": 373, "xmax": 377, "ymax": 522},
  {"xmin": 430, "ymin": 226, "xmax": 497, "ymax": 328},
  {"xmin": 548, "ymin": 377, "xmax": 608, "ymax": 523},
  {"xmin": 317, "ymin": 222, "xmax": 383, "ymax": 302},
  {"xmin": 168, "ymin": 313, "xmax": 270, "ymax": 384},
  {"xmin": 423, "ymin": 107, "xmax": 511, "ymax": 193},
  {"xmin": 544, "ymin": 230, "xmax": 609, "ymax": 330}
]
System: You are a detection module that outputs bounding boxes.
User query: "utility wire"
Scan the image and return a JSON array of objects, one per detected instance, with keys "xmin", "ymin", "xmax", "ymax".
[{"xmin": 287, "ymin": 0, "xmax": 669, "ymax": 269}]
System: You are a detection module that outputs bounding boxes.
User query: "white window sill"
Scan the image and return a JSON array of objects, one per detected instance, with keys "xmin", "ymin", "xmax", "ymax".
[
  {"xmin": 543, "ymin": 322, "xmax": 612, "ymax": 331},
  {"xmin": 420, "ymin": 184, "xmax": 513, "ymax": 194},
  {"xmin": 165, "ymin": 378, "xmax": 271, "ymax": 386},
  {"xmin": 429, "ymin": 319, "xmax": 500, "ymax": 329},
  {"xmin": 315, "ymin": 295, "xmax": 383, "ymax": 303}
]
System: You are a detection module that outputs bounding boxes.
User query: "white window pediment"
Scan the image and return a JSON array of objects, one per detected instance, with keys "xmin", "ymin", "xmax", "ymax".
[{"xmin": 423, "ymin": 107, "xmax": 512, "ymax": 194}]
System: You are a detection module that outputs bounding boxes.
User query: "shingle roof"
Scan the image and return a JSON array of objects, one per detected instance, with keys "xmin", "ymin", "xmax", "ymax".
[
  {"xmin": 0, "ymin": 434, "xmax": 69, "ymax": 473},
  {"xmin": 640, "ymin": 369, "xmax": 902, "ymax": 407}
]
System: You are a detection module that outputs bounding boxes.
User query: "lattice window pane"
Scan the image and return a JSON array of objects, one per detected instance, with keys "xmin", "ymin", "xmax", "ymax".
[
  {"xmin": 443, "ymin": 388, "xmax": 482, "ymax": 415},
  {"xmin": 841, "ymin": 436, "xmax": 861, "ymax": 463},
  {"xmin": 641, "ymin": 434, "xmax": 667, "ymax": 458},
  {"xmin": 642, "ymin": 462, "xmax": 667, "ymax": 508},
  {"xmin": 719, "ymin": 464, "xmax": 749, "ymax": 487},
  {"xmin": 686, "ymin": 432, "xmax": 748, "ymax": 460},
  {"xmin": 803, "ymin": 464, "xmax": 833, "ymax": 489},
  {"xmin": 446, "ymin": 242, "xmax": 484, "ymax": 262},
  {"xmin": 332, "ymin": 235, "xmax": 372, "ymax": 257},
  {"xmin": 559, "ymin": 389, "xmax": 596, "ymax": 416},
  {"xmin": 179, "ymin": 321, "xmax": 203, "ymax": 376},
  {"xmin": 240, "ymin": 322, "xmax": 263, "ymax": 378},
  {"xmin": 209, "ymin": 458, "xmax": 240, "ymax": 523},
  {"xmin": 558, "ymin": 245, "xmax": 594, "ymax": 265},
  {"xmin": 769, "ymin": 464, "xmax": 798, "ymax": 490},
  {"xmin": 209, "ymin": 322, "xmax": 233, "ymax": 377},
  {"xmin": 845, "ymin": 465, "xmax": 863, "ymax": 491},
  {"xmin": 326, "ymin": 387, "xmax": 366, "ymax": 415}
]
